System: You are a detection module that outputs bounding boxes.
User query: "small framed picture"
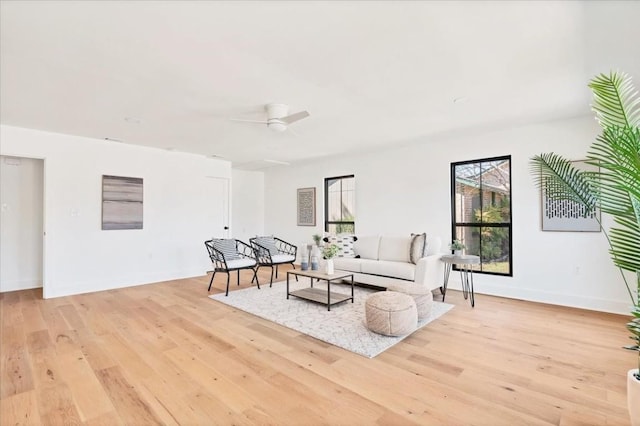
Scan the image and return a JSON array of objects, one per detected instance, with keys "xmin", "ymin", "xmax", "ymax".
[{"xmin": 297, "ymin": 187, "xmax": 316, "ymax": 226}]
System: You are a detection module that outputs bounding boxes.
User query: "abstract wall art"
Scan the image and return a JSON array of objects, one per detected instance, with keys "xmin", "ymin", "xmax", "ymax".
[
  {"xmin": 102, "ymin": 175, "xmax": 143, "ymax": 230},
  {"xmin": 297, "ymin": 187, "xmax": 316, "ymax": 226},
  {"xmin": 541, "ymin": 160, "xmax": 600, "ymax": 232}
]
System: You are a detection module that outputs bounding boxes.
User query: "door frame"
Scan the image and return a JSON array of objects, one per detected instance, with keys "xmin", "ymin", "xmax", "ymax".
[{"xmin": 0, "ymin": 155, "xmax": 47, "ymax": 297}]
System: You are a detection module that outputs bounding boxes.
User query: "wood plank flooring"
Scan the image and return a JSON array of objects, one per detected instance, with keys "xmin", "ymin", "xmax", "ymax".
[{"xmin": 0, "ymin": 265, "xmax": 635, "ymax": 425}]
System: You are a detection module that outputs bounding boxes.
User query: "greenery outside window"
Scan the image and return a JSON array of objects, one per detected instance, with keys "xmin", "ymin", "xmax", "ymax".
[
  {"xmin": 451, "ymin": 156, "xmax": 512, "ymax": 276},
  {"xmin": 325, "ymin": 175, "xmax": 355, "ymax": 234}
]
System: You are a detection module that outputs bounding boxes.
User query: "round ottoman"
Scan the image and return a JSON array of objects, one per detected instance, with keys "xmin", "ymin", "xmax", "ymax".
[
  {"xmin": 365, "ymin": 291, "xmax": 417, "ymax": 336},
  {"xmin": 386, "ymin": 283, "xmax": 433, "ymax": 320}
]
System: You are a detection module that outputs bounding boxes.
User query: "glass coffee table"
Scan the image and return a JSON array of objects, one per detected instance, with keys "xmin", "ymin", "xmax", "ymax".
[{"xmin": 286, "ymin": 269, "xmax": 354, "ymax": 311}]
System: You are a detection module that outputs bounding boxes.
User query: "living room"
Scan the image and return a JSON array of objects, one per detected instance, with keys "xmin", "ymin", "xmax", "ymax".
[{"xmin": 1, "ymin": 1, "xmax": 639, "ymax": 424}]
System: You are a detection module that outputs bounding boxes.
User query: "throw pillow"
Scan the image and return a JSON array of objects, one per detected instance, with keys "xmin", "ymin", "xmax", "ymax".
[
  {"xmin": 211, "ymin": 239, "xmax": 241, "ymax": 260},
  {"xmin": 254, "ymin": 236, "xmax": 279, "ymax": 255},
  {"xmin": 323, "ymin": 235, "xmax": 358, "ymax": 258},
  {"xmin": 409, "ymin": 233, "xmax": 427, "ymax": 264}
]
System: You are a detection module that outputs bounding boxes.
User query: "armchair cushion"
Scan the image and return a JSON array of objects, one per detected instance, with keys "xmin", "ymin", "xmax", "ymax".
[
  {"xmin": 211, "ymin": 239, "xmax": 241, "ymax": 260},
  {"xmin": 226, "ymin": 258, "xmax": 257, "ymax": 269},
  {"xmin": 270, "ymin": 254, "xmax": 295, "ymax": 264}
]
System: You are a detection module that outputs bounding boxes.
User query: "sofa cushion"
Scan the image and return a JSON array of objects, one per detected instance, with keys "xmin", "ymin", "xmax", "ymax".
[
  {"xmin": 353, "ymin": 235, "xmax": 380, "ymax": 260},
  {"xmin": 323, "ymin": 234, "xmax": 357, "ymax": 257},
  {"xmin": 332, "ymin": 257, "xmax": 362, "ymax": 273},
  {"xmin": 410, "ymin": 233, "xmax": 427, "ymax": 264},
  {"xmin": 361, "ymin": 260, "xmax": 415, "ymax": 281},
  {"xmin": 378, "ymin": 236, "xmax": 411, "ymax": 263}
]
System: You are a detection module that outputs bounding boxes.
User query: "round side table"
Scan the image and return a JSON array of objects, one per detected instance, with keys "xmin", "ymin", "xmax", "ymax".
[{"xmin": 440, "ymin": 254, "xmax": 480, "ymax": 307}]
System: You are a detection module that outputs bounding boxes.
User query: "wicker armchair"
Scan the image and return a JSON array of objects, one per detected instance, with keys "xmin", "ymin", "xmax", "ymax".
[
  {"xmin": 250, "ymin": 236, "xmax": 298, "ymax": 286},
  {"xmin": 205, "ymin": 238, "xmax": 258, "ymax": 296}
]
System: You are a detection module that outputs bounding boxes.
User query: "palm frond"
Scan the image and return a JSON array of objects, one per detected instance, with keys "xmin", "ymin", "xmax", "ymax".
[
  {"xmin": 589, "ymin": 72, "xmax": 640, "ymax": 128},
  {"xmin": 529, "ymin": 153, "xmax": 597, "ymax": 210},
  {"xmin": 586, "ymin": 124, "xmax": 640, "ymax": 220},
  {"xmin": 609, "ymin": 222, "xmax": 640, "ymax": 273}
]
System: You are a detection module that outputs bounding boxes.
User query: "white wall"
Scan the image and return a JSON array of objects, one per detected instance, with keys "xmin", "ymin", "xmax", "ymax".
[
  {"xmin": 231, "ymin": 169, "xmax": 264, "ymax": 242},
  {"xmin": 264, "ymin": 116, "xmax": 631, "ymax": 314},
  {"xmin": 0, "ymin": 156, "xmax": 44, "ymax": 291},
  {"xmin": 0, "ymin": 125, "xmax": 231, "ymax": 298}
]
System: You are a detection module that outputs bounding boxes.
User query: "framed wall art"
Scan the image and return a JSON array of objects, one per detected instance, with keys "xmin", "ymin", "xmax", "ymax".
[
  {"xmin": 541, "ymin": 160, "xmax": 600, "ymax": 232},
  {"xmin": 102, "ymin": 175, "xmax": 143, "ymax": 230},
  {"xmin": 297, "ymin": 187, "xmax": 316, "ymax": 226}
]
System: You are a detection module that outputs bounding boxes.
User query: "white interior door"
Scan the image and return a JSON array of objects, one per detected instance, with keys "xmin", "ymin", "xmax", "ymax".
[
  {"xmin": 0, "ymin": 156, "xmax": 44, "ymax": 292},
  {"xmin": 205, "ymin": 176, "xmax": 230, "ymax": 239}
]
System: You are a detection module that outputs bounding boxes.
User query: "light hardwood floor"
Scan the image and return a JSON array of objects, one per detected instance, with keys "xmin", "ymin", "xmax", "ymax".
[{"xmin": 1, "ymin": 265, "xmax": 634, "ymax": 425}]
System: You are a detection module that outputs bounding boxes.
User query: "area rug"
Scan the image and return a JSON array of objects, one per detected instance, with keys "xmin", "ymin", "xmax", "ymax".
[{"xmin": 209, "ymin": 278, "xmax": 453, "ymax": 358}]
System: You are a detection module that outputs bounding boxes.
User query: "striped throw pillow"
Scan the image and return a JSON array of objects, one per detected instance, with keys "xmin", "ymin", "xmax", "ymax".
[
  {"xmin": 211, "ymin": 239, "xmax": 241, "ymax": 260},
  {"xmin": 255, "ymin": 236, "xmax": 279, "ymax": 255}
]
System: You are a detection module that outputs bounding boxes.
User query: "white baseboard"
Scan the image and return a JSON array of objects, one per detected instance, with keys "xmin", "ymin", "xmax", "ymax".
[
  {"xmin": 43, "ymin": 268, "xmax": 205, "ymax": 299},
  {"xmin": 0, "ymin": 279, "xmax": 43, "ymax": 293},
  {"xmin": 444, "ymin": 279, "xmax": 631, "ymax": 315}
]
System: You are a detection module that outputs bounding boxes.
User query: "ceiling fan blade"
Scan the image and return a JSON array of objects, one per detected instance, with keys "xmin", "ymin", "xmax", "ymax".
[
  {"xmin": 229, "ymin": 118, "xmax": 268, "ymax": 124},
  {"xmin": 280, "ymin": 111, "xmax": 309, "ymax": 125}
]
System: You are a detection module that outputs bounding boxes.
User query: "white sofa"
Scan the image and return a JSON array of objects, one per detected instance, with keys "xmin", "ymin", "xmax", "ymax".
[{"xmin": 330, "ymin": 235, "xmax": 444, "ymax": 291}]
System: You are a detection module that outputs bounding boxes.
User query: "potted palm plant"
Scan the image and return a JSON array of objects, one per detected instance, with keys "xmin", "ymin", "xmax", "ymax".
[{"xmin": 529, "ymin": 71, "xmax": 639, "ymax": 424}]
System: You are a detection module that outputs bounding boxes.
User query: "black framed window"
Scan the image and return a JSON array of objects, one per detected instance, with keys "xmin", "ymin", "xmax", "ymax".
[
  {"xmin": 451, "ymin": 156, "xmax": 512, "ymax": 276},
  {"xmin": 324, "ymin": 175, "xmax": 355, "ymax": 234}
]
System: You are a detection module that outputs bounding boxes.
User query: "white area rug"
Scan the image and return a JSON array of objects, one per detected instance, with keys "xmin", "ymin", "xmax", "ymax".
[{"xmin": 209, "ymin": 278, "xmax": 454, "ymax": 358}]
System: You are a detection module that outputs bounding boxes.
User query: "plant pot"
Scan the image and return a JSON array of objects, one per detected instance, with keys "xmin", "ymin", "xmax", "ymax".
[
  {"xmin": 629, "ymin": 369, "xmax": 640, "ymax": 426},
  {"xmin": 454, "ymin": 250, "xmax": 462, "ymax": 256},
  {"xmin": 325, "ymin": 259, "xmax": 334, "ymax": 275}
]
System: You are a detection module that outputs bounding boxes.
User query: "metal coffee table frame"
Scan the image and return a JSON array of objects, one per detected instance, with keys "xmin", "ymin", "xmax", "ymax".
[{"xmin": 286, "ymin": 269, "xmax": 354, "ymax": 311}]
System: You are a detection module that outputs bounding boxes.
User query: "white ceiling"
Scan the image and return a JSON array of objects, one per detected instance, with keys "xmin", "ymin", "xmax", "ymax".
[{"xmin": 1, "ymin": 1, "xmax": 639, "ymax": 170}]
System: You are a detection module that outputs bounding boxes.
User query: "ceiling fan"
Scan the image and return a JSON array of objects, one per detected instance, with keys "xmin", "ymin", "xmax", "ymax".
[{"xmin": 230, "ymin": 103, "xmax": 310, "ymax": 132}]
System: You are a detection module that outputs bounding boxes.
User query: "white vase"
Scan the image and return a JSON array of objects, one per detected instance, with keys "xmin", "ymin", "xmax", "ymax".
[
  {"xmin": 454, "ymin": 250, "xmax": 462, "ymax": 256},
  {"xmin": 325, "ymin": 258, "xmax": 334, "ymax": 275},
  {"xmin": 629, "ymin": 369, "xmax": 640, "ymax": 426}
]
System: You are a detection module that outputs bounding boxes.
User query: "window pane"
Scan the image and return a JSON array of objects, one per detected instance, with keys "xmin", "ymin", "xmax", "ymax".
[
  {"xmin": 480, "ymin": 160, "xmax": 511, "ymax": 224},
  {"xmin": 328, "ymin": 223, "xmax": 355, "ymax": 234},
  {"xmin": 479, "ymin": 226, "xmax": 510, "ymax": 273},
  {"xmin": 328, "ymin": 190, "xmax": 341, "ymax": 221},
  {"xmin": 325, "ymin": 175, "xmax": 355, "ymax": 233},
  {"xmin": 454, "ymin": 163, "xmax": 481, "ymax": 223}
]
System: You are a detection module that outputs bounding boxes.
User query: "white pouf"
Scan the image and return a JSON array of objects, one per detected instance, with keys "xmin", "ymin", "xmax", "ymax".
[
  {"xmin": 387, "ymin": 283, "xmax": 433, "ymax": 320},
  {"xmin": 365, "ymin": 291, "xmax": 417, "ymax": 336}
]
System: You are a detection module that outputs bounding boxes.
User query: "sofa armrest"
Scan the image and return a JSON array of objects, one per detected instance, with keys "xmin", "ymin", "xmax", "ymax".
[{"xmin": 414, "ymin": 254, "xmax": 444, "ymax": 291}]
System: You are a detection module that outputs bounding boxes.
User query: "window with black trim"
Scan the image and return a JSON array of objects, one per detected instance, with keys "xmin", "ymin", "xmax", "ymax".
[
  {"xmin": 324, "ymin": 175, "xmax": 355, "ymax": 234},
  {"xmin": 451, "ymin": 156, "xmax": 512, "ymax": 275}
]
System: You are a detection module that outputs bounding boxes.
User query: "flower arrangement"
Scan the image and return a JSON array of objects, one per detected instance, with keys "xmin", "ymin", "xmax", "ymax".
[
  {"xmin": 449, "ymin": 239, "xmax": 465, "ymax": 251},
  {"xmin": 322, "ymin": 243, "xmax": 340, "ymax": 259}
]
